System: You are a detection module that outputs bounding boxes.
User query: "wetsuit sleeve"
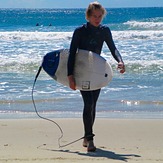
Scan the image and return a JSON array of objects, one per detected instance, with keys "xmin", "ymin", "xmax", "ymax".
[
  {"xmin": 105, "ymin": 27, "xmax": 124, "ymax": 63},
  {"xmin": 67, "ymin": 29, "xmax": 80, "ymax": 76}
]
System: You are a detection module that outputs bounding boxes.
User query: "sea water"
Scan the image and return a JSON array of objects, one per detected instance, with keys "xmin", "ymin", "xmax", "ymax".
[{"xmin": 0, "ymin": 7, "xmax": 163, "ymax": 119}]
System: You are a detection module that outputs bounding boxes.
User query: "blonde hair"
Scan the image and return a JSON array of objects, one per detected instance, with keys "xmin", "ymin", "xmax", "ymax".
[{"xmin": 86, "ymin": 1, "xmax": 107, "ymax": 20}]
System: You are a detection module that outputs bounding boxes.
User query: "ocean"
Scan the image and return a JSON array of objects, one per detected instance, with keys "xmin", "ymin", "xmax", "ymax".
[{"xmin": 0, "ymin": 7, "xmax": 163, "ymax": 119}]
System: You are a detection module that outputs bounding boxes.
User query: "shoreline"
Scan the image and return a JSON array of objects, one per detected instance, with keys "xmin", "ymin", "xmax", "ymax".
[
  {"xmin": 1, "ymin": 111, "xmax": 163, "ymax": 120},
  {"xmin": 1, "ymin": 118, "xmax": 163, "ymax": 163}
]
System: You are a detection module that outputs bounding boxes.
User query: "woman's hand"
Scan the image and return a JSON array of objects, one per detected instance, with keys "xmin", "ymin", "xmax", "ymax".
[
  {"xmin": 117, "ymin": 62, "xmax": 125, "ymax": 74},
  {"xmin": 68, "ymin": 75, "xmax": 76, "ymax": 90}
]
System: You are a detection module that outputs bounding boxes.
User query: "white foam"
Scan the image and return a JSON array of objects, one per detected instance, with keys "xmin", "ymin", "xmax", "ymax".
[
  {"xmin": 0, "ymin": 31, "xmax": 72, "ymax": 41},
  {"xmin": 0, "ymin": 30, "xmax": 162, "ymax": 73},
  {"xmin": 112, "ymin": 30, "xmax": 163, "ymax": 40},
  {"xmin": 124, "ymin": 20, "xmax": 163, "ymax": 30},
  {"xmin": 0, "ymin": 30, "xmax": 163, "ymax": 42}
]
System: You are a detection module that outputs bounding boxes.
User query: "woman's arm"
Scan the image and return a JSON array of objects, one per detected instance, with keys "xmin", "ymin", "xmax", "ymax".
[
  {"xmin": 105, "ymin": 27, "xmax": 125, "ymax": 74},
  {"xmin": 67, "ymin": 29, "xmax": 80, "ymax": 89}
]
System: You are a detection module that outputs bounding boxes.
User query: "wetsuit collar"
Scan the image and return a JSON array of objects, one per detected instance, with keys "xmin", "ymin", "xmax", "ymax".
[{"xmin": 87, "ymin": 22, "xmax": 101, "ymax": 29}]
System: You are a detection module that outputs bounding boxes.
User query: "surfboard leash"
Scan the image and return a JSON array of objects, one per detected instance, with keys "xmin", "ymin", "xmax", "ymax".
[
  {"xmin": 32, "ymin": 66, "xmax": 64, "ymax": 147},
  {"xmin": 32, "ymin": 66, "xmax": 84, "ymax": 148}
]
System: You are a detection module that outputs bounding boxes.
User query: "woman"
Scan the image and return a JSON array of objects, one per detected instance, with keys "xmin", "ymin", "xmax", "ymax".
[{"xmin": 67, "ymin": 2, "xmax": 125, "ymax": 152}]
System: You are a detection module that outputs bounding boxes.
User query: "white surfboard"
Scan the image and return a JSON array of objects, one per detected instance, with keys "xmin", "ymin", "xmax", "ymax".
[{"xmin": 42, "ymin": 49, "xmax": 113, "ymax": 91}]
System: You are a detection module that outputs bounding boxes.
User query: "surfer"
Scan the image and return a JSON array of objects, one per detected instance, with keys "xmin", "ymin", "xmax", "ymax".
[
  {"xmin": 67, "ymin": 1, "xmax": 125, "ymax": 152},
  {"xmin": 36, "ymin": 23, "xmax": 40, "ymax": 26}
]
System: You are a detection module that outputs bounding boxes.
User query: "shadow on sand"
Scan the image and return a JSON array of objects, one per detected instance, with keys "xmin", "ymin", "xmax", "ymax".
[{"xmin": 38, "ymin": 145, "xmax": 141, "ymax": 162}]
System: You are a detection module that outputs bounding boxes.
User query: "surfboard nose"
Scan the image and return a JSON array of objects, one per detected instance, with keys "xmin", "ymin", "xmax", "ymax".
[{"xmin": 42, "ymin": 50, "xmax": 60, "ymax": 77}]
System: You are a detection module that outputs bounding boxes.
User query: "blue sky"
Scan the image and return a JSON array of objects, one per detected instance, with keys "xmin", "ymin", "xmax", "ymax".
[{"xmin": 0, "ymin": 0, "xmax": 163, "ymax": 8}]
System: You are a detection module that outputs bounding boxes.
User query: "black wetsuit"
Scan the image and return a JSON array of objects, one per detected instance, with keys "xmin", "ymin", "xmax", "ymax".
[{"xmin": 68, "ymin": 22, "xmax": 123, "ymax": 141}]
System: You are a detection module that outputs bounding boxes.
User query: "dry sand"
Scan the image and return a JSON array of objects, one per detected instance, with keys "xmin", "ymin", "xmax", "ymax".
[{"xmin": 0, "ymin": 118, "xmax": 163, "ymax": 162}]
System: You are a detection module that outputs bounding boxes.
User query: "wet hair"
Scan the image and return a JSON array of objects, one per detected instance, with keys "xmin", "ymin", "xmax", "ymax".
[{"xmin": 85, "ymin": 1, "xmax": 107, "ymax": 20}]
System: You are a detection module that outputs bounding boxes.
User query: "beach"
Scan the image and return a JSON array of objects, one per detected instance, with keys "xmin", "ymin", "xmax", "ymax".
[
  {"xmin": 1, "ymin": 118, "xmax": 163, "ymax": 163},
  {"xmin": 0, "ymin": 7, "xmax": 163, "ymax": 163}
]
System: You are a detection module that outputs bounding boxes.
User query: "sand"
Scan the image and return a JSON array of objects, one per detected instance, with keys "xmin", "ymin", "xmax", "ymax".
[{"xmin": 0, "ymin": 118, "xmax": 163, "ymax": 163}]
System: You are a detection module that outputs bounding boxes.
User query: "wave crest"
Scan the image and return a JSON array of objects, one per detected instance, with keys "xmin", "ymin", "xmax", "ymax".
[
  {"xmin": 124, "ymin": 20, "xmax": 163, "ymax": 30},
  {"xmin": 0, "ymin": 31, "xmax": 163, "ymax": 42}
]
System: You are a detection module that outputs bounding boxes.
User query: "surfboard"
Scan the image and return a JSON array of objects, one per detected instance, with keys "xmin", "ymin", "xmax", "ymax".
[{"xmin": 42, "ymin": 49, "xmax": 113, "ymax": 91}]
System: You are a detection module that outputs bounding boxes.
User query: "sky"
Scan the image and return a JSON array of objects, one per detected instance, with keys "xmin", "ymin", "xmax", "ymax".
[{"xmin": 0, "ymin": 0, "xmax": 163, "ymax": 8}]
